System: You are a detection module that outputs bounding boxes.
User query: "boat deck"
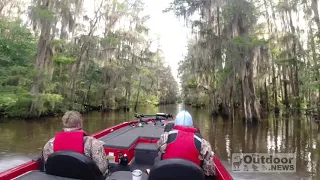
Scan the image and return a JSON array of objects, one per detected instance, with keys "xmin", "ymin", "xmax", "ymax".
[
  {"xmin": 99, "ymin": 122, "xmax": 164, "ymax": 149},
  {"xmin": 15, "ymin": 171, "xmax": 78, "ymax": 180}
]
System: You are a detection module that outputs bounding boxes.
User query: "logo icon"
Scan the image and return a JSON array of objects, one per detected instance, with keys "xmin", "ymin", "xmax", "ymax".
[{"xmin": 232, "ymin": 153, "xmax": 296, "ymax": 173}]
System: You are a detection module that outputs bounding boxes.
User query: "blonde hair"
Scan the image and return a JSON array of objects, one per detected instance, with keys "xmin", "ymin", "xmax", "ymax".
[{"xmin": 62, "ymin": 111, "xmax": 83, "ymax": 128}]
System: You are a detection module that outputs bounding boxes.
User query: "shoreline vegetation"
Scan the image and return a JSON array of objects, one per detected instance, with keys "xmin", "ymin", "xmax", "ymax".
[
  {"xmin": 0, "ymin": 0, "xmax": 178, "ymax": 119},
  {"xmin": 2, "ymin": 0, "xmax": 320, "ymax": 124},
  {"xmin": 168, "ymin": 0, "xmax": 320, "ymax": 123},
  {"xmin": 0, "ymin": 103, "xmax": 178, "ymax": 121}
]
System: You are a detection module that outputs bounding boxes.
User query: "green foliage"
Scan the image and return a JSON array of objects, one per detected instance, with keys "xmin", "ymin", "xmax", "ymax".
[
  {"xmin": 0, "ymin": 20, "xmax": 36, "ymax": 67},
  {"xmin": 100, "ymin": 36, "xmax": 120, "ymax": 46},
  {"xmin": 184, "ymin": 91, "xmax": 208, "ymax": 108},
  {"xmin": 0, "ymin": 19, "xmax": 63, "ymax": 118},
  {"xmin": 186, "ymin": 79, "xmax": 197, "ymax": 88},
  {"xmin": 232, "ymin": 36, "xmax": 267, "ymax": 49},
  {"xmin": 33, "ymin": 93, "xmax": 64, "ymax": 116},
  {"xmin": 0, "ymin": 0, "xmax": 179, "ymax": 119},
  {"xmin": 134, "ymin": 94, "xmax": 159, "ymax": 106},
  {"xmin": 0, "ymin": 19, "xmax": 38, "ymax": 118},
  {"xmin": 300, "ymin": 102, "xmax": 308, "ymax": 110},
  {"xmin": 0, "ymin": 92, "xmax": 32, "ymax": 118},
  {"xmin": 33, "ymin": 7, "xmax": 55, "ymax": 21},
  {"xmin": 53, "ymin": 56, "xmax": 76, "ymax": 64}
]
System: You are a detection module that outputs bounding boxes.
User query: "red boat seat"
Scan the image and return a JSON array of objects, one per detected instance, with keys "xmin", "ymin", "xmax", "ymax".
[
  {"xmin": 45, "ymin": 151, "xmax": 104, "ymax": 180},
  {"xmin": 148, "ymin": 158, "xmax": 205, "ymax": 180}
]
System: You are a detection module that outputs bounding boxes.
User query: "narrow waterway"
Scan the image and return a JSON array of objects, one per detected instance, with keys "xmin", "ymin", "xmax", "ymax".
[{"xmin": 0, "ymin": 104, "xmax": 319, "ymax": 179}]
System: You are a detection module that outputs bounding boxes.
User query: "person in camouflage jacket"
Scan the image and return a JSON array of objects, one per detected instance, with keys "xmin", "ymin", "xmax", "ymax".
[
  {"xmin": 155, "ymin": 110, "xmax": 216, "ymax": 177},
  {"xmin": 42, "ymin": 111, "xmax": 109, "ymax": 176}
]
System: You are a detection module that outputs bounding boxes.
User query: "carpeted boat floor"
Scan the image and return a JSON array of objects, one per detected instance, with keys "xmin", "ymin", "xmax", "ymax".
[
  {"xmin": 109, "ymin": 158, "xmax": 153, "ymax": 173},
  {"xmin": 14, "ymin": 171, "xmax": 78, "ymax": 180},
  {"xmin": 99, "ymin": 122, "xmax": 165, "ymax": 149}
]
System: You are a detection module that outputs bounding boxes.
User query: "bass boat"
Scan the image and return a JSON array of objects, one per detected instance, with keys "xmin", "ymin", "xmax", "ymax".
[{"xmin": 0, "ymin": 113, "xmax": 233, "ymax": 180}]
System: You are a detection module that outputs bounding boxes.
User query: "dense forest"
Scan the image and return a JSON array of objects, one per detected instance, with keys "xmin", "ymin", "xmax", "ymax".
[
  {"xmin": 0, "ymin": 0, "xmax": 178, "ymax": 118},
  {"xmin": 3, "ymin": 0, "xmax": 319, "ymax": 122},
  {"xmin": 170, "ymin": 0, "xmax": 320, "ymax": 122}
]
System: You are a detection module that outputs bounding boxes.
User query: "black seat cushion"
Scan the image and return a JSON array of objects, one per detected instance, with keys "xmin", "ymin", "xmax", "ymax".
[
  {"xmin": 45, "ymin": 151, "xmax": 104, "ymax": 180},
  {"xmin": 148, "ymin": 158, "xmax": 205, "ymax": 180}
]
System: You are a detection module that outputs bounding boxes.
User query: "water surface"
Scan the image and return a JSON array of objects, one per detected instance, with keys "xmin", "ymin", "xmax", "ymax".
[{"xmin": 0, "ymin": 104, "xmax": 319, "ymax": 179}]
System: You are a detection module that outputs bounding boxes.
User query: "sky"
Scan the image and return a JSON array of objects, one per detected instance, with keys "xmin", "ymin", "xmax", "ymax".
[{"xmin": 142, "ymin": 0, "xmax": 189, "ymax": 84}]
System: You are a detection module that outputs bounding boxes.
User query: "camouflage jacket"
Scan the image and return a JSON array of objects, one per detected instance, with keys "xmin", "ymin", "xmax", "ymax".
[
  {"xmin": 42, "ymin": 128, "xmax": 109, "ymax": 176},
  {"xmin": 156, "ymin": 131, "xmax": 216, "ymax": 176}
]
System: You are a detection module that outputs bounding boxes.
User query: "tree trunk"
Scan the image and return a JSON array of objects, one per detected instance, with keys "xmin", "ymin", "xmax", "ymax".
[
  {"xmin": 287, "ymin": 6, "xmax": 300, "ymax": 111},
  {"xmin": 229, "ymin": 78, "xmax": 235, "ymax": 121},
  {"xmin": 248, "ymin": 48, "xmax": 261, "ymax": 122},
  {"xmin": 309, "ymin": 25, "xmax": 320, "ymax": 105},
  {"xmin": 311, "ymin": 0, "xmax": 320, "ymax": 32},
  {"xmin": 30, "ymin": 0, "xmax": 54, "ymax": 116},
  {"xmin": 134, "ymin": 77, "xmax": 142, "ymax": 111},
  {"xmin": 264, "ymin": 79, "xmax": 269, "ymax": 111}
]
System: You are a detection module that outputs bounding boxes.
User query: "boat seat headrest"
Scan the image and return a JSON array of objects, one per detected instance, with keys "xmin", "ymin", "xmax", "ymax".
[
  {"xmin": 148, "ymin": 158, "xmax": 205, "ymax": 180},
  {"xmin": 45, "ymin": 150, "xmax": 104, "ymax": 180}
]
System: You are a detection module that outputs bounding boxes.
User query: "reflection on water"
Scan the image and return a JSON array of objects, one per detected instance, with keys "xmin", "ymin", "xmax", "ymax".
[{"xmin": 0, "ymin": 104, "xmax": 319, "ymax": 179}]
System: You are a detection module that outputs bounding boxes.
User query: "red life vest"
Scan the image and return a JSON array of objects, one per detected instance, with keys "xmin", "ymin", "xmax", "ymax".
[
  {"xmin": 162, "ymin": 125, "xmax": 202, "ymax": 166},
  {"xmin": 53, "ymin": 130, "xmax": 88, "ymax": 154},
  {"xmin": 174, "ymin": 125, "xmax": 199, "ymax": 133}
]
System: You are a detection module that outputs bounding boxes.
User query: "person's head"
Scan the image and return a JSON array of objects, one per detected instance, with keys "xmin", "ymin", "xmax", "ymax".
[
  {"xmin": 62, "ymin": 111, "xmax": 83, "ymax": 129},
  {"xmin": 174, "ymin": 110, "xmax": 193, "ymax": 127}
]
